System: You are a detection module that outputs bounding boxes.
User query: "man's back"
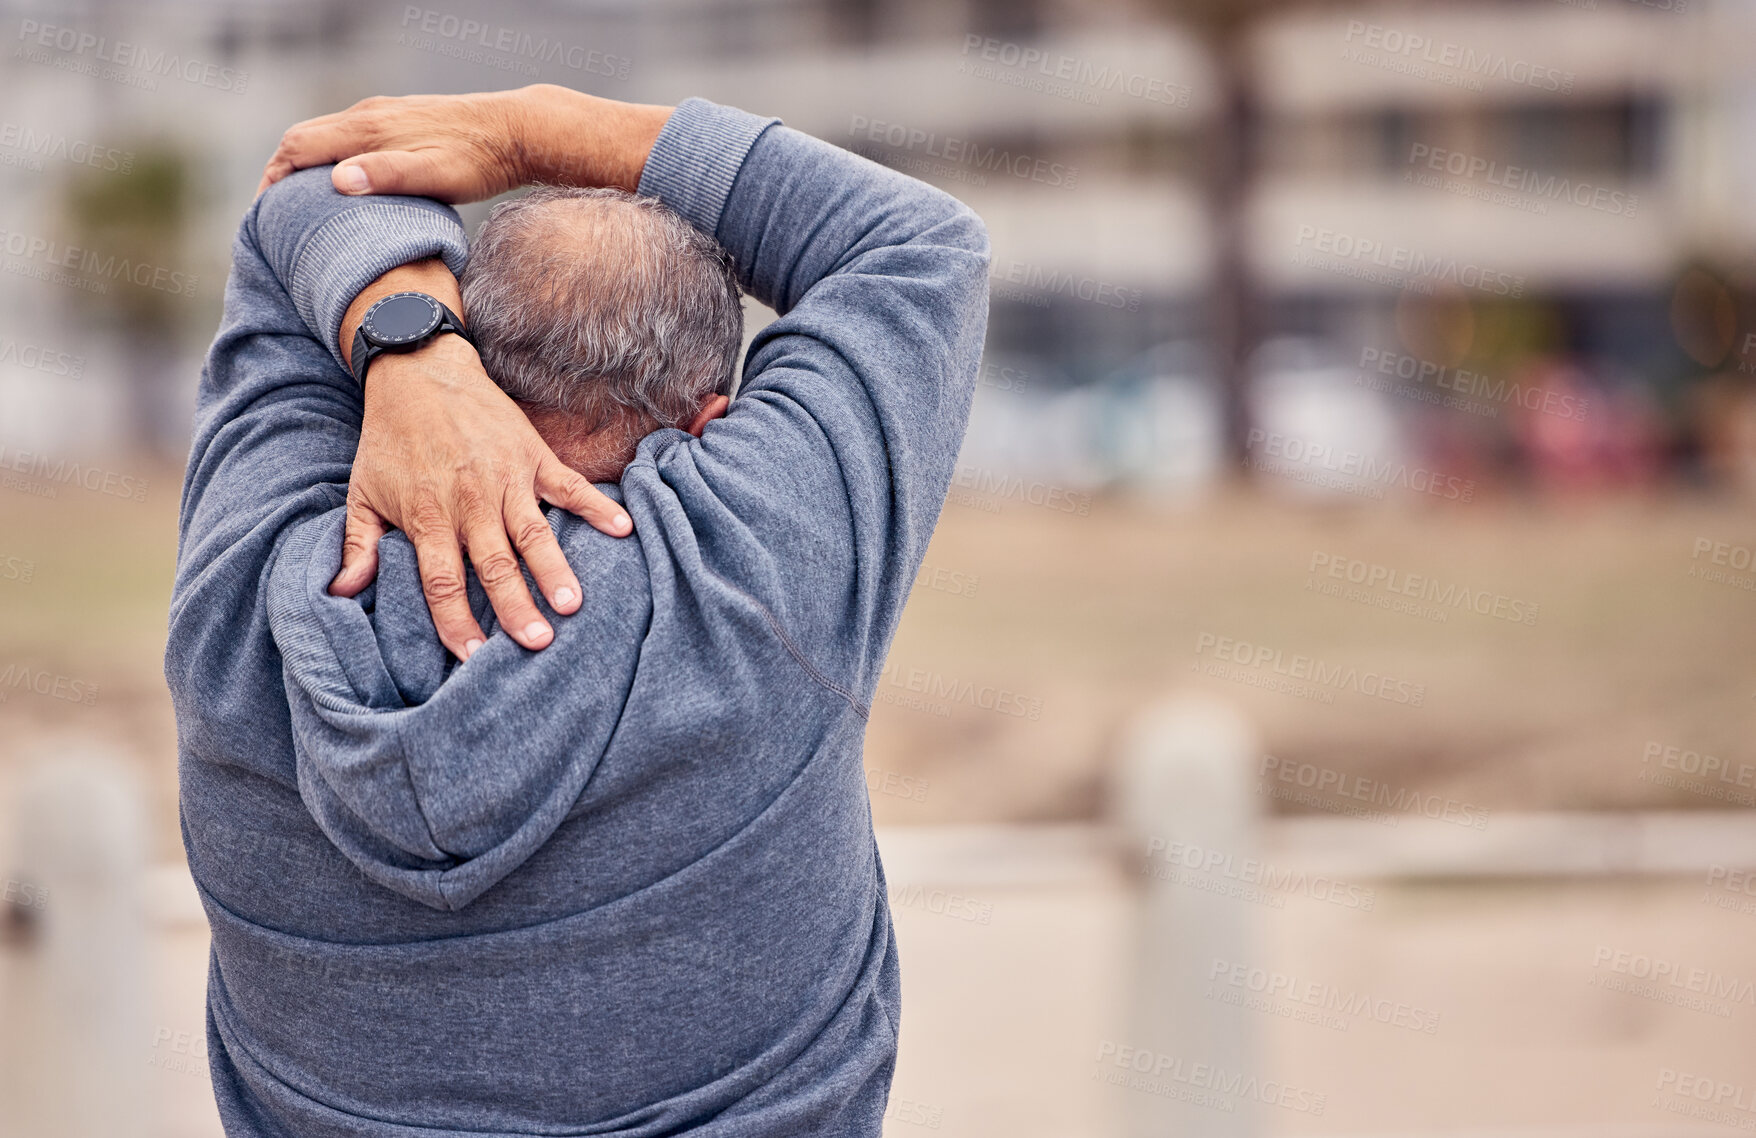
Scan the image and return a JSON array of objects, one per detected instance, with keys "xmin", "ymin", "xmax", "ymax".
[
  {"xmin": 190, "ymin": 489, "xmax": 894, "ymax": 1133},
  {"xmin": 168, "ymin": 98, "xmax": 988, "ymax": 1136}
]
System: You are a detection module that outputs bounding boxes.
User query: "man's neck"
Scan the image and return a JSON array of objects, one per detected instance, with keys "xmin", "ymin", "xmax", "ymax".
[{"xmin": 522, "ymin": 403, "xmax": 650, "ymax": 482}]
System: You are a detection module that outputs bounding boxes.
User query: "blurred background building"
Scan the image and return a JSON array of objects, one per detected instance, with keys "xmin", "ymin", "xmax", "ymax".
[{"xmin": 7, "ymin": 0, "xmax": 1756, "ymax": 490}]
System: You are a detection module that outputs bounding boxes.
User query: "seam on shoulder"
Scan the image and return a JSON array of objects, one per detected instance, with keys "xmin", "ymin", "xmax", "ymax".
[{"xmin": 719, "ymin": 575, "xmax": 869, "ymax": 721}]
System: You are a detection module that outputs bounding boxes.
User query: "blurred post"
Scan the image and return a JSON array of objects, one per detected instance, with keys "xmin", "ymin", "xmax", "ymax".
[
  {"xmin": 4, "ymin": 747, "xmax": 149, "ymax": 1138},
  {"xmin": 1113, "ymin": 694, "xmax": 1261, "ymax": 1138}
]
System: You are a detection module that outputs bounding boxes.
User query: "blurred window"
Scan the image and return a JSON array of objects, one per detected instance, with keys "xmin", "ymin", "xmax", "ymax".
[{"xmin": 968, "ymin": 0, "xmax": 1041, "ymax": 41}]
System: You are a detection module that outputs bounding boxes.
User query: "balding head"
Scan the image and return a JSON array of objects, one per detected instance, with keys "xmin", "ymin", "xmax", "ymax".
[{"xmin": 460, "ymin": 186, "xmax": 742, "ymax": 478}]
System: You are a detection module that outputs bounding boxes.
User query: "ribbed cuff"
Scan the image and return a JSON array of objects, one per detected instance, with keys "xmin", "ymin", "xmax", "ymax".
[
  {"xmin": 636, "ymin": 97, "xmax": 780, "ymax": 241},
  {"xmin": 289, "ymin": 203, "xmax": 471, "ymax": 376}
]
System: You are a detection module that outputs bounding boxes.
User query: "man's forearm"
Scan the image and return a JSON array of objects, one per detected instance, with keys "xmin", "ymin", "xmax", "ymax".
[
  {"xmin": 328, "ymin": 87, "xmax": 673, "ymax": 369},
  {"xmin": 512, "ymin": 85, "xmax": 672, "ymax": 192}
]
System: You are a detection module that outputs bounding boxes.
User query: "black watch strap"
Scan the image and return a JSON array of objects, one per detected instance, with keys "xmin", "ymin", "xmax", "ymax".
[{"xmin": 349, "ymin": 297, "xmax": 473, "ymax": 387}]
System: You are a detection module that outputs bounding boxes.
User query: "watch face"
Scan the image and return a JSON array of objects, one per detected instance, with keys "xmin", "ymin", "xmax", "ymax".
[{"xmin": 363, "ymin": 293, "xmax": 443, "ymax": 346}]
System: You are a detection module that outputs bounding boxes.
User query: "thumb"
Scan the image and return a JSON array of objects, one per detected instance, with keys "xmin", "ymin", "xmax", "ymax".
[
  {"xmin": 332, "ymin": 149, "xmax": 451, "ymax": 198},
  {"xmin": 329, "ymin": 498, "xmax": 388, "ymax": 596}
]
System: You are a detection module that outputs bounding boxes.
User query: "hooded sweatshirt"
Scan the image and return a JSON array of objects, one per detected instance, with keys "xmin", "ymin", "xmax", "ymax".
[{"xmin": 164, "ymin": 98, "xmax": 989, "ymax": 1137}]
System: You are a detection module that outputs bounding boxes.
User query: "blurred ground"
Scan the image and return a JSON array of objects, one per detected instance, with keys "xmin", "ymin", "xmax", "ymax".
[
  {"xmin": 3, "ymin": 471, "xmax": 1753, "ymax": 1137},
  {"xmin": 1, "ymin": 467, "xmax": 1753, "ymax": 860},
  {"xmin": 874, "ymin": 485, "xmax": 1756, "ymax": 825},
  {"xmin": 884, "ymin": 867, "xmax": 1756, "ymax": 1138},
  {"xmin": 6, "ymin": 838, "xmax": 1751, "ymax": 1138}
]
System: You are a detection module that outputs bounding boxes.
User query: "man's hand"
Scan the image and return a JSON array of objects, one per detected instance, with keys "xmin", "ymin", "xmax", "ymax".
[
  {"xmin": 334, "ymin": 259, "xmax": 632, "ymax": 661},
  {"xmin": 257, "ymin": 85, "xmax": 672, "ymax": 203},
  {"xmin": 265, "ymin": 87, "xmax": 674, "ymax": 658}
]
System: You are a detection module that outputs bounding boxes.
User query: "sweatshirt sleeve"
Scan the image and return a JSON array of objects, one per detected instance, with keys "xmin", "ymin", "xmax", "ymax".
[
  {"xmin": 165, "ymin": 172, "xmax": 469, "ymax": 770},
  {"xmin": 251, "ymin": 168, "xmax": 471, "ymax": 373},
  {"xmin": 633, "ymin": 99, "xmax": 991, "ymax": 697}
]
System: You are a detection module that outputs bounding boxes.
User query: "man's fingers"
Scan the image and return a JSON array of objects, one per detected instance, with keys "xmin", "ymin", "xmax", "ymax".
[
  {"xmin": 461, "ymin": 509, "xmax": 554, "ymax": 652},
  {"xmin": 329, "ymin": 499, "xmax": 388, "ymax": 597},
  {"xmin": 405, "ymin": 519, "xmax": 489, "ymax": 662},
  {"xmin": 504, "ymin": 491, "xmax": 582, "ymax": 617},
  {"xmin": 537, "ymin": 457, "xmax": 633, "ymax": 538},
  {"xmin": 259, "ymin": 119, "xmax": 373, "ymax": 193},
  {"xmin": 334, "ymin": 149, "xmax": 463, "ymax": 200}
]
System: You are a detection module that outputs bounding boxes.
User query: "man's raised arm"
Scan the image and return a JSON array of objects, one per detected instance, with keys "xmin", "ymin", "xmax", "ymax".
[
  {"xmin": 263, "ymin": 86, "xmax": 989, "ymax": 674},
  {"xmin": 249, "ymin": 156, "xmax": 641, "ymax": 659},
  {"xmin": 255, "ymin": 88, "xmax": 682, "ymax": 658},
  {"xmin": 167, "ymin": 176, "xmax": 469, "ymax": 753}
]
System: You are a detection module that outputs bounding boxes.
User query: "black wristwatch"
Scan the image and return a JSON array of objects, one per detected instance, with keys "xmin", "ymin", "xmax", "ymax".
[{"xmin": 349, "ymin": 291, "xmax": 474, "ymax": 386}]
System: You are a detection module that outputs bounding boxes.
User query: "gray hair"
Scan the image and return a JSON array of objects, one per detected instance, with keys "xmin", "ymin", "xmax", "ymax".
[{"xmin": 460, "ymin": 185, "xmax": 742, "ymax": 435}]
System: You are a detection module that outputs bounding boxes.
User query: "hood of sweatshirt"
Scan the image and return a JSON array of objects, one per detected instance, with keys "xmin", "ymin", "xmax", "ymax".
[{"xmin": 264, "ymin": 503, "xmax": 648, "ymax": 912}]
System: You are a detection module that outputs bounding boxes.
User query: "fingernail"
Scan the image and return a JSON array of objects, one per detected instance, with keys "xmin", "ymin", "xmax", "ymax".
[
  {"xmin": 524, "ymin": 622, "xmax": 552, "ymax": 644},
  {"xmin": 463, "ymin": 638, "xmax": 484, "ymax": 659},
  {"xmin": 337, "ymin": 165, "xmax": 369, "ymax": 193},
  {"xmin": 555, "ymin": 586, "xmax": 577, "ymax": 607},
  {"xmin": 614, "ymin": 513, "xmax": 631, "ymax": 532}
]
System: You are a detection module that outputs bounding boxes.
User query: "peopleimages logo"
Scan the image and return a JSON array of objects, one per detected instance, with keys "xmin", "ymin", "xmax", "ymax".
[
  {"xmin": 0, "ymin": 661, "xmax": 99, "ymax": 707},
  {"xmin": 865, "ymin": 766, "xmax": 930, "ymax": 803},
  {"xmin": 397, "ymin": 7, "xmax": 631, "ymax": 79},
  {"xmin": 0, "ymin": 121, "xmax": 133, "ymax": 175},
  {"xmin": 1340, "ymin": 20, "xmax": 1575, "ymax": 94},
  {"xmin": 1654, "ymin": 1068, "xmax": 1756, "ymax": 1128},
  {"xmin": 1293, "ymin": 225, "xmax": 1526, "ymax": 298},
  {"xmin": 951, "ymin": 464, "xmax": 1092, "ymax": 516},
  {"xmin": 883, "ymin": 1095, "xmax": 945, "ymax": 1130},
  {"xmin": 876, "ymin": 660, "xmax": 1044, "ymax": 721},
  {"xmin": 975, "ymin": 359, "xmax": 1031, "ymax": 393},
  {"xmin": 913, "ymin": 560, "xmax": 981, "ymax": 599},
  {"xmin": 1657, "ymin": 1067, "xmax": 1756, "ymax": 1116},
  {"xmin": 1707, "ymin": 866, "xmax": 1756, "ymax": 898},
  {"xmin": 1308, "ymin": 550, "xmax": 1540, "ymax": 627},
  {"xmin": 1590, "ymin": 945, "xmax": 1755, "ymax": 1016},
  {"xmin": 957, "ymin": 35, "xmax": 1192, "ymax": 109},
  {"xmin": 1206, "ymin": 957, "xmax": 1443, "ymax": 1034},
  {"xmin": 848, "ymin": 115, "xmax": 1079, "ymax": 190},
  {"xmin": 147, "ymin": 1026, "xmax": 208, "ymax": 1079},
  {"xmin": 16, "ymin": 19, "xmax": 248, "ymax": 93},
  {"xmin": 1405, "ymin": 143, "xmax": 1638, "ymax": 218},
  {"xmin": 1638, "ymin": 740, "xmax": 1756, "ymax": 807},
  {"xmin": 2, "ymin": 877, "xmax": 48, "ymax": 911},
  {"xmin": 1246, "ymin": 429, "xmax": 1476, "ymax": 503},
  {"xmin": 0, "ymin": 553, "xmax": 35, "ymax": 584},
  {"xmin": 1690, "ymin": 537, "xmax": 1756, "ymax": 593},
  {"xmin": 888, "ymin": 884, "xmax": 993, "ymax": 925},
  {"xmin": 1143, "ymin": 835, "xmax": 1377, "ymax": 911},
  {"xmin": 1641, "ymin": 741, "xmax": 1756, "ymax": 787},
  {"xmin": 0, "ymin": 224, "xmax": 198, "ymax": 299},
  {"xmin": 1195, "ymin": 631, "xmax": 1427, "ymax": 708},
  {"xmin": 1093, "ymin": 1042, "xmax": 1328, "ymax": 1115},
  {"xmin": 1358, "ymin": 347, "xmax": 1587, "ymax": 422},
  {"xmin": 0, "ymin": 334, "xmax": 83, "ymax": 379},
  {"xmin": 989, "ymin": 257, "xmax": 1142, "ymax": 311},
  {"xmin": 1702, "ymin": 865, "xmax": 1756, "ymax": 919},
  {"xmin": 0, "ymin": 444, "xmax": 148, "ymax": 502},
  {"xmin": 1259, "ymin": 753, "xmax": 1491, "ymax": 829}
]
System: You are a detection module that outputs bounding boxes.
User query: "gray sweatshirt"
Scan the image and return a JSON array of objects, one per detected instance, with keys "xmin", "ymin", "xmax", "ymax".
[{"xmin": 164, "ymin": 99, "xmax": 989, "ymax": 1136}]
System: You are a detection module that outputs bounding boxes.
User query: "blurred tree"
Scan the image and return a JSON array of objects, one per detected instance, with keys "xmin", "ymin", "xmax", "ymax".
[
  {"xmin": 1152, "ymin": 0, "xmax": 1352, "ymax": 468},
  {"xmin": 60, "ymin": 146, "xmax": 190, "ymax": 334},
  {"xmin": 58, "ymin": 144, "xmax": 195, "ymax": 457}
]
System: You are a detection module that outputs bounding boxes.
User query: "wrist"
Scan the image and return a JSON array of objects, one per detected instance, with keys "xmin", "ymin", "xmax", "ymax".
[
  {"xmin": 513, "ymin": 84, "xmax": 672, "ymax": 192},
  {"xmin": 340, "ymin": 259, "xmax": 463, "ymax": 370},
  {"xmin": 365, "ymin": 331, "xmax": 484, "ymax": 393}
]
